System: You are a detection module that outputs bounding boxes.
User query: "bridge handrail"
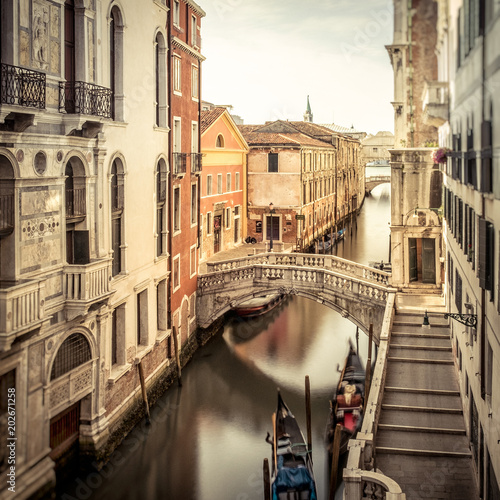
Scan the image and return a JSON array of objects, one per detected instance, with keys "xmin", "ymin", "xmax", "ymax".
[
  {"xmin": 365, "ymin": 175, "xmax": 391, "ymax": 182},
  {"xmin": 204, "ymin": 252, "xmax": 390, "ymax": 285}
]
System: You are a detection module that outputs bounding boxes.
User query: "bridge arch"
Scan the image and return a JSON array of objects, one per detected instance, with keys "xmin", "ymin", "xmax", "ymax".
[{"xmin": 197, "ymin": 253, "xmax": 395, "ymax": 344}]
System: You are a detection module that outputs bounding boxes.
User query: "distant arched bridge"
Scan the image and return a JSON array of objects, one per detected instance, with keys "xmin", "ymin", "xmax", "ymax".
[
  {"xmin": 197, "ymin": 253, "xmax": 395, "ymax": 343},
  {"xmin": 365, "ymin": 175, "xmax": 391, "ymax": 194}
]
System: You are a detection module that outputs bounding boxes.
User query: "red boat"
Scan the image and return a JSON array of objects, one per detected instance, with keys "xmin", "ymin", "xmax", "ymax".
[{"xmin": 233, "ymin": 293, "xmax": 283, "ymax": 318}]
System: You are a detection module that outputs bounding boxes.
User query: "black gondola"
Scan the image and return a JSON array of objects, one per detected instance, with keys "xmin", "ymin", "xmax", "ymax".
[
  {"xmin": 326, "ymin": 340, "xmax": 365, "ymax": 457},
  {"xmin": 268, "ymin": 390, "xmax": 317, "ymax": 500}
]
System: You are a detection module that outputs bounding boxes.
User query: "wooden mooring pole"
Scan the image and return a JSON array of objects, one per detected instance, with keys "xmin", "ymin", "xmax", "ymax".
[
  {"xmin": 137, "ymin": 361, "xmax": 151, "ymax": 425},
  {"xmin": 172, "ymin": 326, "xmax": 182, "ymax": 387},
  {"xmin": 263, "ymin": 458, "xmax": 271, "ymax": 500},
  {"xmin": 364, "ymin": 324, "xmax": 373, "ymax": 412},
  {"xmin": 329, "ymin": 424, "xmax": 342, "ymax": 499},
  {"xmin": 305, "ymin": 375, "xmax": 312, "ymax": 459}
]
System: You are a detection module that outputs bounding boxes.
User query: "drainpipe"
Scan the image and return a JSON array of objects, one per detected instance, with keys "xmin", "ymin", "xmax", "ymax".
[{"xmin": 408, "ymin": 0, "xmax": 414, "ymax": 147}]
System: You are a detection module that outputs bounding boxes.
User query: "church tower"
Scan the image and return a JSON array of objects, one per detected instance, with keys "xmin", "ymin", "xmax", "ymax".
[{"xmin": 303, "ymin": 95, "xmax": 313, "ymax": 122}]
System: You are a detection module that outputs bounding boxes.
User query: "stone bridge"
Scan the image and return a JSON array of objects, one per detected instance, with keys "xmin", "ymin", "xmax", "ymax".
[
  {"xmin": 197, "ymin": 252, "xmax": 395, "ymax": 344},
  {"xmin": 365, "ymin": 175, "xmax": 391, "ymax": 194}
]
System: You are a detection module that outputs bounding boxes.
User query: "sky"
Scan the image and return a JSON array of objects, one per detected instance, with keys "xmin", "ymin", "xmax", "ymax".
[{"xmin": 201, "ymin": 0, "xmax": 395, "ymax": 135}]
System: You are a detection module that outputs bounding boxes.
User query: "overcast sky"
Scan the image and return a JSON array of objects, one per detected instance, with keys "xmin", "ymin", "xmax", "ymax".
[{"xmin": 201, "ymin": 0, "xmax": 395, "ymax": 135}]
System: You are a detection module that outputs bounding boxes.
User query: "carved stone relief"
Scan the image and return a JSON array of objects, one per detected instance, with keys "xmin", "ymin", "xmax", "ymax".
[{"xmin": 32, "ymin": 1, "xmax": 50, "ymax": 70}]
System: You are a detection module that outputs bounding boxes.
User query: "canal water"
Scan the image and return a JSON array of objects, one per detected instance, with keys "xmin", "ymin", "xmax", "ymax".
[{"xmin": 61, "ymin": 171, "xmax": 390, "ymax": 500}]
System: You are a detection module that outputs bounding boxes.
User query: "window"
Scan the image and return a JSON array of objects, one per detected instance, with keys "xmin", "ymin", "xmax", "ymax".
[
  {"xmin": 51, "ymin": 333, "xmax": 91, "ymax": 380},
  {"xmin": 173, "ymin": 255, "xmax": 180, "ymax": 291},
  {"xmin": 137, "ymin": 289, "xmax": 148, "ymax": 346},
  {"xmin": 155, "ymin": 33, "xmax": 167, "ymax": 127},
  {"xmin": 217, "ymin": 174, "xmax": 222, "ymax": 194},
  {"xmin": 0, "ymin": 369, "xmax": 16, "ymax": 475},
  {"xmin": 486, "ymin": 340, "xmax": 493, "ymax": 398},
  {"xmin": 173, "ymin": 0, "xmax": 180, "ymax": 25},
  {"xmin": 190, "ymin": 245, "xmax": 196, "ymax": 277},
  {"xmin": 226, "ymin": 173, "xmax": 231, "ymax": 192},
  {"xmin": 268, "ymin": 153, "xmax": 278, "ymax": 172},
  {"xmin": 112, "ymin": 304, "xmax": 126, "ymax": 366},
  {"xmin": 478, "ymin": 218, "xmax": 494, "ymax": 295},
  {"xmin": 192, "ymin": 65, "xmax": 199, "ymax": 100},
  {"xmin": 207, "ymin": 212, "xmax": 212, "ymax": 235},
  {"xmin": 173, "ymin": 186, "xmax": 181, "ymax": 232},
  {"xmin": 191, "ymin": 15, "xmax": 197, "ymax": 46},
  {"xmin": 173, "ymin": 56, "xmax": 181, "ymax": 93},
  {"xmin": 207, "ymin": 174, "xmax": 212, "ymax": 195},
  {"xmin": 111, "ymin": 159, "xmax": 124, "ymax": 277},
  {"xmin": 191, "ymin": 183, "xmax": 197, "ymax": 225},
  {"xmin": 466, "ymin": 125, "xmax": 477, "ymax": 188},
  {"xmin": 192, "ymin": 121, "xmax": 199, "ymax": 154},
  {"xmin": 216, "ymin": 134, "xmax": 224, "ymax": 148},
  {"xmin": 156, "ymin": 280, "xmax": 167, "ymax": 333},
  {"xmin": 173, "ymin": 118, "xmax": 181, "ymax": 153},
  {"xmin": 235, "ymin": 172, "xmax": 240, "ymax": 191},
  {"xmin": 480, "ymin": 118, "xmax": 492, "ymax": 193},
  {"xmin": 156, "ymin": 160, "xmax": 167, "ymax": 257},
  {"xmin": 455, "ymin": 269, "xmax": 463, "ymax": 312},
  {"xmin": 109, "ymin": 6, "xmax": 124, "ymax": 120},
  {"xmin": 225, "ymin": 207, "xmax": 231, "ymax": 229}
]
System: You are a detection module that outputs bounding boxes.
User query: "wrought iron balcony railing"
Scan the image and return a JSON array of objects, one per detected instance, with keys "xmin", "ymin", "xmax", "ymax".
[
  {"xmin": 173, "ymin": 153, "xmax": 187, "ymax": 176},
  {"xmin": 191, "ymin": 153, "xmax": 202, "ymax": 174},
  {"xmin": 0, "ymin": 193, "xmax": 14, "ymax": 236},
  {"xmin": 59, "ymin": 81, "xmax": 113, "ymax": 118},
  {"xmin": 66, "ymin": 188, "xmax": 86, "ymax": 218},
  {"xmin": 0, "ymin": 62, "xmax": 46, "ymax": 109}
]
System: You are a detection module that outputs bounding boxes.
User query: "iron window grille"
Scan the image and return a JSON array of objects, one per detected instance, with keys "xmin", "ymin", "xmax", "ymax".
[
  {"xmin": 173, "ymin": 153, "xmax": 187, "ymax": 175},
  {"xmin": 0, "ymin": 192, "xmax": 14, "ymax": 236},
  {"xmin": 50, "ymin": 333, "xmax": 91, "ymax": 380}
]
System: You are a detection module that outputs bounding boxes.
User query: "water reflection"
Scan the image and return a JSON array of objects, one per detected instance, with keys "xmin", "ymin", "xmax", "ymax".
[{"xmin": 60, "ymin": 183, "xmax": 390, "ymax": 500}]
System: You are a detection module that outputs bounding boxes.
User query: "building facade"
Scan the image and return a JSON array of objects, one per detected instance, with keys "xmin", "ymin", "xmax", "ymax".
[
  {"xmin": 199, "ymin": 107, "xmax": 248, "ymax": 261},
  {"xmin": 169, "ymin": 0, "xmax": 205, "ymax": 353},
  {"xmin": 0, "ymin": 1, "xmax": 205, "ymax": 497},
  {"xmin": 239, "ymin": 120, "xmax": 363, "ymax": 252},
  {"xmin": 387, "ymin": 0, "xmax": 444, "ymax": 290},
  {"xmin": 361, "ymin": 131, "xmax": 395, "ymax": 165},
  {"xmin": 437, "ymin": 0, "xmax": 500, "ymax": 496}
]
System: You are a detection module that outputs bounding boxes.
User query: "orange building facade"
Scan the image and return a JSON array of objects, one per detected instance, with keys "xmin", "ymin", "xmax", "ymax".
[{"xmin": 200, "ymin": 107, "xmax": 248, "ymax": 261}]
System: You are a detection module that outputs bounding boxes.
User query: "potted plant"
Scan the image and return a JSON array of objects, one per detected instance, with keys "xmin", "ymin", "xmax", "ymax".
[{"xmin": 432, "ymin": 147, "xmax": 450, "ymax": 164}]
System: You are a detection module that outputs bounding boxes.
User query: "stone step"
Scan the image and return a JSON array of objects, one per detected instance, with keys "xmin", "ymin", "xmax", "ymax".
[
  {"xmin": 390, "ymin": 335, "xmax": 451, "ymax": 348},
  {"xmin": 376, "ymin": 429, "xmax": 471, "ymax": 455},
  {"xmin": 392, "ymin": 324, "xmax": 450, "ymax": 335},
  {"xmin": 382, "ymin": 391, "xmax": 462, "ymax": 410},
  {"xmin": 391, "ymin": 331, "xmax": 450, "ymax": 340},
  {"xmin": 388, "ymin": 348, "xmax": 453, "ymax": 361},
  {"xmin": 376, "ymin": 446, "xmax": 472, "ymax": 458},
  {"xmin": 381, "ymin": 404, "xmax": 463, "ymax": 414},
  {"xmin": 385, "ymin": 362, "xmax": 459, "ymax": 392},
  {"xmin": 378, "ymin": 408, "xmax": 466, "ymax": 429},
  {"xmin": 388, "ymin": 356, "xmax": 454, "ymax": 364},
  {"xmin": 389, "ymin": 343, "xmax": 452, "ymax": 352},
  {"xmin": 378, "ymin": 423, "xmax": 466, "ymax": 435}
]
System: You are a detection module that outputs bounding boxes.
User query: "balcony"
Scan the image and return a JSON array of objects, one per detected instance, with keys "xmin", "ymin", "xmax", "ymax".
[
  {"xmin": 422, "ymin": 81, "xmax": 448, "ymax": 127},
  {"xmin": 1, "ymin": 62, "xmax": 46, "ymax": 109},
  {"xmin": 64, "ymin": 258, "xmax": 114, "ymax": 321},
  {"xmin": 0, "ymin": 279, "xmax": 46, "ymax": 351},
  {"xmin": 0, "ymin": 193, "xmax": 14, "ymax": 236},
  {"xmin": 173, "ymin": 153, "xmax": 187, "ymax": 176},
  {"xmin": 191, "ymin": 153, "xmax": 202, "ymax": 174},
  {"xmin": 66, "ymin": 187, "xmax": 86, "ymax": 221},
  {"xmin": 59, "ymin": 81, "xmax": 112, "ymax": 118}
]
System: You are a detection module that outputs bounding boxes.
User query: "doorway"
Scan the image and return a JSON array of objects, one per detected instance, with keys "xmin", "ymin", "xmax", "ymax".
[
  {"xmin": 214, "ymin": 215, "xmax": 221, "ymax": 254},
  {"xmin": 409, "ymin": 237, "xmax": 436, "ymax": 284},
  {"xmin": 266, "ymin": 215, "xmax": 280, "ymax": 242}
]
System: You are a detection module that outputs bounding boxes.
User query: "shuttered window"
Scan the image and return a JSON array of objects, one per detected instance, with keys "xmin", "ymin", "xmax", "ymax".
[
  {"xmin": 455, "ymin": 269, "xmax": 462, "ymax": 312},
  {"xmin": 478, "ymin": 218, "xmax": 494, "ymax": 295}
]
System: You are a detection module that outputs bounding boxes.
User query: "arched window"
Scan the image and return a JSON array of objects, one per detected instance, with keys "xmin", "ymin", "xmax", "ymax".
[
  {"xmin": 155, "ymin": 32, "xmax": 167, "ymax": 127},
  {"xmin": 110, "ymin": 6, "xmax": 124, "ymax": 121},
  {"xmin": 156, "ymin": 159, "xmax": 167, "ymax": 257},
  {"xmin": 216, "ymin": 134, "xmax": 224, "ymax": 148},
  {"xmin": 111, "ymin": 159, "xmax": 124, "ymax": 276},
  {"xmin": 0, "ymin": 155, "xmax": 15, "ymax": 280},
  {"xmin": 50, "ymin": 333, "xmax": 91, "ymax": 381}
]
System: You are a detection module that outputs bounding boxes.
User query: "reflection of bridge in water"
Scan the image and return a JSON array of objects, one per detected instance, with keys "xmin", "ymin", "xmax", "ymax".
[{"xmin": 365, "ymin": 174, "xmax": 391, "ymax": 194}]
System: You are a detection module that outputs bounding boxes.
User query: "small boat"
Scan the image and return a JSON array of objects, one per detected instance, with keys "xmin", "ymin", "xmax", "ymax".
[
  {"xmin": 317, "ymin": 234, "xmax": 333, "ymax": 252},
  {"xmin": 335, "ymin": 228, "xmax": 345, "ymax": 242},
  {"xmin": 326, "ymin": 340, "xmax": 365, "ymax": 458},
  {"xmin": 233, "ymin": 293, "xmax": 283, "ymax": 318},
  {"xmin": 369, "ymin": 260, "xmax": 392, "ymax": 272},
  {"xmin": 268, "ymin": 391, "xmax": 317, "ymax": 500}
]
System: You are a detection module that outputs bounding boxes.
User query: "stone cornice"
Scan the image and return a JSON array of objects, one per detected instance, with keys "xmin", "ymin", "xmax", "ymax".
[
  {"xmin": 171, "ymin": 37, "xmax": 206, "ymax": 62},
  {"xmin": 183, "ymin": 0, "xmax": 206, "ymax": 17}
]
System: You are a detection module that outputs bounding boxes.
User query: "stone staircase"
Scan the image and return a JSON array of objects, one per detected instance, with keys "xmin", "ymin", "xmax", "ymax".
[{"xmin": 375, "ymin": 310, "xmax": 479, "ymax": 499}]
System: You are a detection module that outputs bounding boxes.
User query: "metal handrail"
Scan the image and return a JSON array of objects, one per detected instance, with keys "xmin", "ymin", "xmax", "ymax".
[
  {"xmin": 59, "ymin": 81, "xmax": 112, "ymax": 118},
  {"xmin": 0, "ymin": 62, "xmax": 46, "ymax": 109}
]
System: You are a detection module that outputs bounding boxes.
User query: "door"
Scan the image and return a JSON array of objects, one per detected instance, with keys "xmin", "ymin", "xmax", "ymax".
[
  {"xmin": 422, "ymin": 238, "xmax": 436, "ymax": 284},
  {"xmin": 234, "ymin": 217, "xmax": 239, "ymax": 243},
  {"xmin": 266, "ymin": 215, "xmax": 279, "ymax": 242},
  {"xmin": 214, "ymin": 215, "xmax": 221, "ymax": 253},
  {"xmin": 409, "ymin": 238, "xmax": 417, "ymax": 282},
  {"xmin": 64, "ymin": 0, "xmax": 75, "ymax": 112}
]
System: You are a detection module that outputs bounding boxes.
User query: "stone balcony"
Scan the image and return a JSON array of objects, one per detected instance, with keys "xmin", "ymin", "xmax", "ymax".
[
  {"xmin": 64, "ymin": 258, "xmax": 114, "ymax": 321},
  {"xmin": 422, "ymin": 81, "xmax": 449, "ymax": 127},
  {"xmin": 0, "ymin": 279, "xmax": 46, "ymax": 351}
]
